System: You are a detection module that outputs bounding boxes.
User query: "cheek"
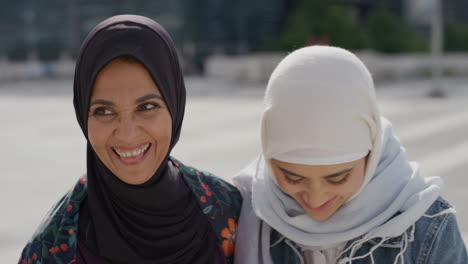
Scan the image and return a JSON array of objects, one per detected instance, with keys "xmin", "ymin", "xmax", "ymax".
[
  {"xmin": 87, "ymin": 119, "xmax": 112, "ymax": 151},
  {"xmin": 276, "ymin": 178, "xmax": 304, "ymax": 197},
  {"xmin": 142, "ymin": 113, "xmax": 172, "ymax": 148},
  {"xmin": 337, "ymin": 173, "xmax": 366, "ymax": 198},
  {"xmin": 330, "ymin": 185, "xmax": 356, "ymax": 198}
]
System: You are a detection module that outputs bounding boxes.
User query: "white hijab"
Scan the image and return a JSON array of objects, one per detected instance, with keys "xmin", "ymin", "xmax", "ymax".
[
  {"xmin": 234, "ymin": 46, "xmax": 446, "ymax": 264},
  {"xmin": 262, "ymin": 46, "xmax": 381, "ymax": 198}
]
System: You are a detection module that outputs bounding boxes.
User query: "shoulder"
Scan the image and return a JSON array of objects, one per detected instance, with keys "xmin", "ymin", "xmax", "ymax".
[
  {"xmin": 232, "ymin": 158, "xmax": 260, "ymax": 199},
  {"xmin": 169, "ymin": 157, "xmax": 242, "ymax": 260},
  {"xmin": 18, "ymin": 176, "xmax": 87, "ymax": 264},
  {"xmin": 169, "ymin": 156, "xmax": 242, "ymax": 205},
  {"xmin": 342, "ymin": 198, "xmax": 464, "ymax": 263},
  {"xmin": 413, "ymin": 196, "xmax": 454, "ymax": 234},
  {"xmin": 425, "ymin": 196, "xmax": 453, "ymax": 214},
  {"xmin": 412, "ymin": 196, "xmax": 467, "ymax": 263}
]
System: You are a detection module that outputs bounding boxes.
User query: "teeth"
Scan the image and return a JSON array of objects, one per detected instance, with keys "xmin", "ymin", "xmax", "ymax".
[{"xmin": 114, "ymin": 144, "xmax": 150, "ymax": 158}]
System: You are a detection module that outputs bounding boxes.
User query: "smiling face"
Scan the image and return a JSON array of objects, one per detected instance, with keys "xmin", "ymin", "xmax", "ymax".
[
  {"xmin": 270, "ymin": 157, "xmax": 367, "ymax": 221},
  {"xmin": 87, "ymin": 58, "xmax": 172, "ymax": 185}
]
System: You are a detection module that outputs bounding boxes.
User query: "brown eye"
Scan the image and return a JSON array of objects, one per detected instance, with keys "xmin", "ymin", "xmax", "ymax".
[
  {"xmin": 327, "ymin": 174, "xmax": 349, "ymax": 185},
  {"xmin": 137, "ymin": 102, "xmax": 159, "ymax": 112},
  {"xmin": 92, "ymin": 107, "xmax": 115, "ymax": 116},
  {"xmin": 284, "ymin": 174, "xmax": 304, "ymax": 185}
]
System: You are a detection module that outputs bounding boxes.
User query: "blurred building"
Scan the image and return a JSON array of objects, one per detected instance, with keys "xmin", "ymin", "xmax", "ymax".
[
  {"xmin": 406, "ymin": 0, "xmax": 467, "ymax": 25},
  {"xmin": 0, "ymin": 0, "xmax": 184, "ymax": 62},
  {"xmin": 0, "ymin": 0, "xmax": 466, "ymax": 73},
  {"xmin": 0, "ymin": 0, "xmax": 293, "ymax": 73},
  {"xmin": 338, "ymin": 0, "xmax": 466, "ymax": 26}
]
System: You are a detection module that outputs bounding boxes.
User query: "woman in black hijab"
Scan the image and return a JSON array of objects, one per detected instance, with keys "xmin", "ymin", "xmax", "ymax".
[{"xmin": 19, "ymin": 15, "xmax": 242, "ymax": 264}]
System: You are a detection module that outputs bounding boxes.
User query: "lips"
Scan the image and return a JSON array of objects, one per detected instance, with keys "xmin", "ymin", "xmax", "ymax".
[
  {"xmin": 113, "ymin": 143, "xmax": 150, "ymax": 157},
  {"xmin": 112, "ymin": 143, "xmax": 151, "ymax": 165},
  {"xmin": 303, "ymin": 197, "xmax": 336, "ymax": 212}
]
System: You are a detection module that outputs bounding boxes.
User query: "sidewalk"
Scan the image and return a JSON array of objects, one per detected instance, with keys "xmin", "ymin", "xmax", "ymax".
[{"xmin": 1, "ymin": 77, "xmax": 467, "ymax": 263}]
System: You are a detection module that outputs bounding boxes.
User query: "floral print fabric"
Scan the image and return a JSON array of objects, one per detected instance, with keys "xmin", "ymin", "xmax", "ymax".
[{"xmin": 19, "ymin": 157, "xmax": 242, "ymax": 264}]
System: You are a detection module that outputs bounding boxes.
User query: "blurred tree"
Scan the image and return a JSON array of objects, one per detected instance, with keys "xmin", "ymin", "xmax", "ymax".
[
  {"xmin": 276, "ymin": 0, "xmax": 428, "ymax": 53},
  {"xmin": 444, "ymin": 23, "xmax": 468, "ymax": 51},
  {"xmin": 365, "ymin": 8, "xmax": 427, "ymax": 53},
  {"xmin": 276, "ymin": 0, "xmax": 368, "ymax": 51}
]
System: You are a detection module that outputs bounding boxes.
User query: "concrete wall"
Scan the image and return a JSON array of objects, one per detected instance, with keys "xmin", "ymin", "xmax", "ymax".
[
  {"xmin": 0, "ymin": 59, "xmax": 75, "ymax": 82},
  {"xmin": 205, "ymin": 52, "xmax": 468, "ymax": 83},
  {"xmin": 1, "ymin": 52, "xmax": 468, "ymax": 83}
]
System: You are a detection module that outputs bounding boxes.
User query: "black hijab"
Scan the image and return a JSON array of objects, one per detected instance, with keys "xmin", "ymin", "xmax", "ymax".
[{"xmin": 73, "ymin": 15, "xmax": 220, "ymax": 264}]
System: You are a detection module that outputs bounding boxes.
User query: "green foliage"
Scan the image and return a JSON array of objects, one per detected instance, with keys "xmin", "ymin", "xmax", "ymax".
[
  {"xmin": 444, "ymin": 22, "xmax": 468, "ymax": 51},
  {"xmin": 365, "ymin": 8, "xmax": 427, "ymax": 53},
  {"xmin": 276, "ymin": 0, "xmax": 368, "ymax": 51},
  {"xmin": 327, "ymin": 6, "xmax": 369, "ymax": 49},
  {"xmin": 276, "ymin": 1, "xmax": 428, "ymax": 53}
]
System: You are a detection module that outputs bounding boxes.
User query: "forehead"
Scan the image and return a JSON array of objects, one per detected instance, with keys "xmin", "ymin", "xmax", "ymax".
[
  {"xmin": 92, "ymin": 59, "xmax": 162, "ymax": 99},
  {"xmin": 271, "ymin": 158, "xmax": 357, "ymax": 178}
]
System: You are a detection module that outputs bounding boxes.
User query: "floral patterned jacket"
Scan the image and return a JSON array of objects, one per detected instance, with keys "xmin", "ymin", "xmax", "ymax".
[{"xmin": 19, "ymin": 157, "xmax": 242, "ymax": 264}]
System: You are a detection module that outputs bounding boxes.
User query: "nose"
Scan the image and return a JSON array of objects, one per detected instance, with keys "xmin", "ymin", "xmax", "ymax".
[
  {"xmin": 302, "ymin": 182, "xmax": 328, "ymax": 209},
  {"xmin": 113, "ymin": 112, "xmax": 140, "ymax": 142}
]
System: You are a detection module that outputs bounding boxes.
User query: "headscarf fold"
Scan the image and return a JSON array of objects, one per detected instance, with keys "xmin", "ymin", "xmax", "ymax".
[
  {"xmin": 74, "ymin": 15, "xmax": 219, "ymax": 264},
  {"xmin": 234, "ymin": 46, "xmax": 444, "ymax": 263}
]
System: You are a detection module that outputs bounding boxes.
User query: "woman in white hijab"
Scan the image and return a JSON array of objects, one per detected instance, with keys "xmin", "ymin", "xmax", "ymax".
[{"xmin": 233, "ymin": 46, "xmax": 467, "ymax": 264}]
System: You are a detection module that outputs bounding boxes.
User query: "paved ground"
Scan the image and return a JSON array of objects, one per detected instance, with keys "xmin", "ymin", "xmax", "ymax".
[{"xmin": 1, "ymin": 77, "xmax": 467, "ymax": 263}]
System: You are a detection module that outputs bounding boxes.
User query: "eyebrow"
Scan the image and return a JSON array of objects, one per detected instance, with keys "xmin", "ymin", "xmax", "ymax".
[
  {"xmin": 278, "ymin": 167, "xmax": 353, "ymax": 179},
  {"xmin": 90, "ymin": 93, "xmax": 163, "ymax": 107},
  {"xmin": 135, "ymin": 93, "xmax": 163, "ymax": 104},
  {"xmin": 90, "ymin": 99, "xmax": 114, "ymax": 107}
]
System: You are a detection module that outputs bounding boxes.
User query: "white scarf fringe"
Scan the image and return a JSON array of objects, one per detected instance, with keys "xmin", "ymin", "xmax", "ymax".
[{"xmin": 334, "ymin": 208, "xmax": 455, "ymax": 264}]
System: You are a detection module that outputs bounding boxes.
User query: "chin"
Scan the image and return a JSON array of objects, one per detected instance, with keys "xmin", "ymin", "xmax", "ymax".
[
  {"xmin": 307, "ymin": 212, "xmax": 333, "ymax": 222},
  {"xmin": 121, "ymin": 176, "xmax": 151, "ymax": 185}
]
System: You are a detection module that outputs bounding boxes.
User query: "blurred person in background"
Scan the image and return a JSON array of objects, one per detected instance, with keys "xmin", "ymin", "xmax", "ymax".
[
  {"xmin": 18, "ymin": 15, "xmax": 241, "ymax": 264},
  {"xmin": 233, "ymin": 46, "xmax": 467, "ymax": 264}
]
